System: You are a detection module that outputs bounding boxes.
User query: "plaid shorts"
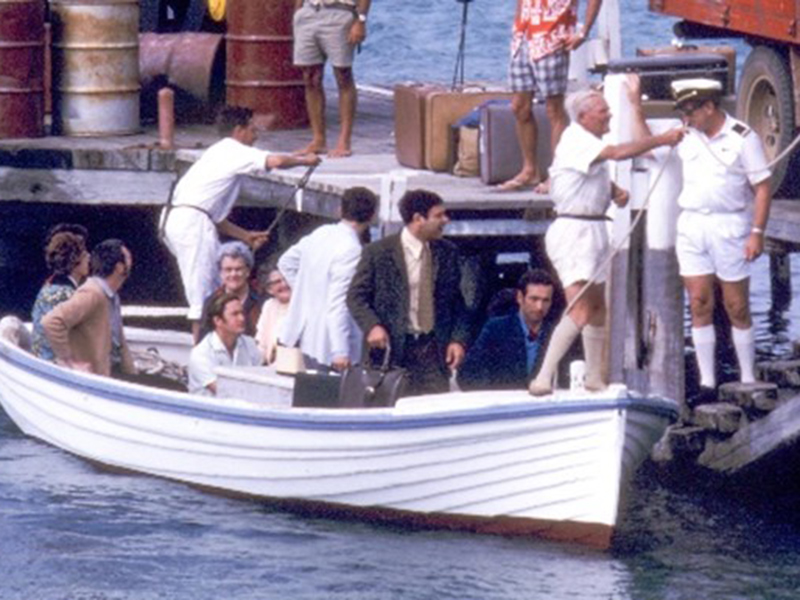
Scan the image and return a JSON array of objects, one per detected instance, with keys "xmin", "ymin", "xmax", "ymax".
[{"xmin": 509, "ymin": 42, "xmax": 569, "ymax": 97}]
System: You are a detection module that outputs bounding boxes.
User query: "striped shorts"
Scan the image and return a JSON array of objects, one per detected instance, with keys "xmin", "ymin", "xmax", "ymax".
[{"xmin": 509, "ymin": 43, "xmax": 569, "ymax": 97}]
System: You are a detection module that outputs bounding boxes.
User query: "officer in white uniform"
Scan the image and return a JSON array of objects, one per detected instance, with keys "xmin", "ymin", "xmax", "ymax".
[
  {"xmin": 529, "ymin": 83, "xmax": 684, "ymax": 396},
  {"xmin": 671, "ymin": 78, "xmax": 772, "ymax": 402}
]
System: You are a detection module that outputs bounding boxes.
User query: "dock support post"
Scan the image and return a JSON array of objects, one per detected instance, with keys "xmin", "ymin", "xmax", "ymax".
[
  {"xmin": 767, "ymin": 240, "xmax": 791, "ymax": 313},
  {"xmin": 606, "ymin": 73, "xmax": 685, "ymax": 401}
]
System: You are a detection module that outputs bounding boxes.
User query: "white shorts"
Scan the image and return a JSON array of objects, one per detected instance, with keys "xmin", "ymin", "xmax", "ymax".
[
  {"xmin": 162, "ymin": 207, "xmax": 221, "ymax": 320},
  {"xmin": 676, "ymin": 210, "xmax": 750, "ymax": 282},
  {"xmin": 545, "ymin": 219, "xmax": 610, "ymax": 288}
]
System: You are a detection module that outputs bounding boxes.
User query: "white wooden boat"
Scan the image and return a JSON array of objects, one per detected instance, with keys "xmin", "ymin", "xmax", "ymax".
[{"xmin": 0, "ymin": 327, "xmax": 677, "ymax": 548}]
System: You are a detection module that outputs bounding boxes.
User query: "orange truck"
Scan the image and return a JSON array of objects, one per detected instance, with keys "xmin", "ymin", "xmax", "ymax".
[{"xmin": 650, "ymin": 0, "xmax": 800, "ymax": 193}]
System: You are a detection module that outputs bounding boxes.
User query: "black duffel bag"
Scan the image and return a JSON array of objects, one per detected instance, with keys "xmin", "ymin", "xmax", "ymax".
[{"xmin": 339, "ymin": 346, "xmax": 408, "ymax": 408}]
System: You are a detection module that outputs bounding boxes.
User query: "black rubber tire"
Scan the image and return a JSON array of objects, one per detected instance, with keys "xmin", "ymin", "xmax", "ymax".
[{"xmin": 736, "ymin": 45, "xmax": 797, "ymax": 197}]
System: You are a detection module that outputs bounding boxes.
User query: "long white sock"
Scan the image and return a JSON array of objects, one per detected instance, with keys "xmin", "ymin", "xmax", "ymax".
[
  {"xmin": 582, "ymin": 324, "xmax": 606, "ymax": 390},
  {"xmin": 532, "ymin": 316, "xmax": 582, "ymax": 389},
  {"xmin": 732, "ymin": 326, "xmax": 756, "ymax": 384},
  {"xmin": 692, "ymin": 325, "xmax": 716, "ymax": 388}
]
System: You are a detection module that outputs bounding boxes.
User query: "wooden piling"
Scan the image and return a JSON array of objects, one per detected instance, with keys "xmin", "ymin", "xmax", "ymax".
[
  {"xmin": 606, "ymin": 74, "xmax": 686, "ymax": 402},
  {"xmin": 766, "ymin": 239, "xmax": 792, "ymax": 312}
]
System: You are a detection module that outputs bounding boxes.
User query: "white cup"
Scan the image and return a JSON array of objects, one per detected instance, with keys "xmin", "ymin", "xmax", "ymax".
[{"xmin": 569, "ymin": 360, "xmax": 586, "ymax": 391}]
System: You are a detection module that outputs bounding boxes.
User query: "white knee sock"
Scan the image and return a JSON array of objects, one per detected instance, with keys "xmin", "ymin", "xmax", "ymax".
[
  {"xmin": 692, "ymin": 325, "xmax": 716, "ymax": 388},
  {"xmin": 582, "ymin": 324, "xmax": 606, "ymax": 390},
  {"xmin": 732, "ymin": 326, "xmax": 756, "ymax": 384},
  {"xmin": 532, "ymin": 316, "xmax": 582, "ymax": 390}
]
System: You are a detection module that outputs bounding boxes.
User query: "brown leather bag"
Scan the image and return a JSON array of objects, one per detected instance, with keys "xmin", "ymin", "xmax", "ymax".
[{"xmin": 339, "ymin": 346, "xmax": 408, "ymax": 408}]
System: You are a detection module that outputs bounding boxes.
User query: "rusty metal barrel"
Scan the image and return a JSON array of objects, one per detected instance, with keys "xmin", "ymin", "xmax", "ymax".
[
  {"xmin": 226, "ymin": 0, "xmax": 307, "ymax": 130},
  {"xmin": 0, "ymin": 0, "xmax": 45, "ymax": 138},
  {"xmin": 140, "ymin": 32, "xmax": 224, "ymax": 103},
  {"xmin": 50, "ymin": 0, "xmax": 140, "ymax": 136}
]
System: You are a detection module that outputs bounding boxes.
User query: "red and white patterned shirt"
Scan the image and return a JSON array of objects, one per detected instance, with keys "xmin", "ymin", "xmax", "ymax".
[{"xmin": 511, "ymin": 0, "xmax": 578, "ymax": 61}]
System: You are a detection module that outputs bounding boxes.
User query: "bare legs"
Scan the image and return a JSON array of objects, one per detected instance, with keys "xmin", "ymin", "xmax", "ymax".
[
  {"xmin": 685, "ymin": 275, "xmax": 754, "ymax": 387},
  {"xmin": 297, "ymin": 65, "xmax": 356, "ymax": 158},
  {"xmin": 500, "ymin": 93, "xmax": 569, "ymax": 193},
  {"xmin": 331, "ymin": 66, "xmax": 356, "ymax": 157}
]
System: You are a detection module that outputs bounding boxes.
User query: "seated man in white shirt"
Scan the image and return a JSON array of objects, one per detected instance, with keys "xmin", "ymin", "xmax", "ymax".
[{"xmin": 188, "ymin": 292, "xmax": 263, "ymax": 396}]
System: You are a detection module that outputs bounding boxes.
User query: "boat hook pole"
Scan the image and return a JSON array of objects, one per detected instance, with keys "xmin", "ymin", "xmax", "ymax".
[{"xmin": 264, "ymin": 162, "xmax": 320, "ymax": 237}]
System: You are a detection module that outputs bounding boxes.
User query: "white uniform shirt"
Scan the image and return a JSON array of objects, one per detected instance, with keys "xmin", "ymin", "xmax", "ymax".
[
  {"xmin": 677, "ymin": 113, "xmax": 770, "ymax": 213},
  {"xmin": 172, "ymin": 137, "xmax": 270, "ymax": 222},
  {"xmin": 188, "ymin": 332, "xmax": 262, "ymax": 396},
  {"xmin": 548, "ymin": 122, "xmax": 611, "ymax": 216},
  {"xmin": 278, "ymin": 222, "xmax": 364, "ymax": 365}
]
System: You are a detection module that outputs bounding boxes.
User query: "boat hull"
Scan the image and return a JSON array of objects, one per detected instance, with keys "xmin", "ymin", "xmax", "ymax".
[{"xmin": 0, "ymin": 336, "xmax": 676, "ymax": 548}]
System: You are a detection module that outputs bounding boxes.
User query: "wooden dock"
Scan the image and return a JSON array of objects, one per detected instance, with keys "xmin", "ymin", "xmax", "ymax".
[
  {"xmin": 653, "ymin": 366, "xmax": 800, "ymax": 485},
  {"xmin": 0, "ymin": 87, "xmax": 552, "ymax": 239}
]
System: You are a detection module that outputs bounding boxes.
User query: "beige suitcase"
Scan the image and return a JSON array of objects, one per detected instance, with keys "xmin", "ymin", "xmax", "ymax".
[
  {"xmin": 423, "ymin": 87, "xmax": 512, "ymax": 172},
  {"xmin": 394, "ymin": 83, "xmax": 447, "ymax": 169}
]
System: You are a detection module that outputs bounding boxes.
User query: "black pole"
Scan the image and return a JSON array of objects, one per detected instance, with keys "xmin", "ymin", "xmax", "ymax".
[{"xmin": 451, "ymin": 0, "xmax": 471, "ymax": 90}]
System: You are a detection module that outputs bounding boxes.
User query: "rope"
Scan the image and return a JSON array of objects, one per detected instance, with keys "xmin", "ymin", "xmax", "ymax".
[
  {"xmin": 562, "ymin": 146, "xmax": 677, "ymax": 316},
  {"xmin": 562, "ymin": 121, "xmax": 800, "ymax": 316},
  {"xmin": 264, "ymin": 162, "xmax": 319, "ymax": 237},
  {"xmin": 692, "ymin": 124, "xmax": 800, "ymax": 175}
]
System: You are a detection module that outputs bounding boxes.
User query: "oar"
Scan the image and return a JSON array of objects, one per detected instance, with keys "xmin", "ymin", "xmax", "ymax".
[{"xmin": 264, "ymin": 162, "xmax": 319, "ymax": 237}]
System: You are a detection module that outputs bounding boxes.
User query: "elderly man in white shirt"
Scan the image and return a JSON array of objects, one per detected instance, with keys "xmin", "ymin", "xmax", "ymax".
[
  {"xmin": 635, "ymin": 78, "xmax": 772, "ymax": 405},
  {"xmin": 161, "ymin": 105, "xmax": 319, "ymax": 342},
  {"xmin": 188, "ymin": 292, "xmax": 263, "ymax": 396},
  {"xmin": 278, "ymin": 187, "xmax": 377, "ymax": 371},
  {"xmin": 529, "ymin": 82, "xmax": 684, "ymax": 395}
]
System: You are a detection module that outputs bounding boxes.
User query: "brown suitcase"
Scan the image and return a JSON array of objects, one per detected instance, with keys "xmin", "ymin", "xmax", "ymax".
[
  {"xmin": 636, "ymin": 45, "xmax": 737, "ymax": 94},
  {"xmin": 424, "ymin": 87, "xmax": 513, "ymax": 172},
  {"xmin": 393, "ymin": 83, "xmax": 446, "ymax": 169}
]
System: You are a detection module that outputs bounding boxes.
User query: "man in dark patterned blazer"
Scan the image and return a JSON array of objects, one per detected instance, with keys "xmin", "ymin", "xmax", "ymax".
[{"xmin": 347, "ymin": 189, "xmax": 470, "ymax": 396}]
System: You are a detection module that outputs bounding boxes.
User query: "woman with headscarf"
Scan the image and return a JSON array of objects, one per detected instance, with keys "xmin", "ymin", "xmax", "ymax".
[{"xmin": 254, "ymin": 267, "xmax": 292, "ymax": 365}]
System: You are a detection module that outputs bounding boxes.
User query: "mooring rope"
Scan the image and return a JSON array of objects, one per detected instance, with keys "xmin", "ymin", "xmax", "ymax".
[
  {"xmin": 692, "ymin": 124, "xmax": 800, "ymax": 175},
  {"xmin": 562, "ymin": 121, "xmax": 800, "ymax": 316},
  {"xmin": 562, "ymin": 145, "xmax": 677, "ymax": 316}
]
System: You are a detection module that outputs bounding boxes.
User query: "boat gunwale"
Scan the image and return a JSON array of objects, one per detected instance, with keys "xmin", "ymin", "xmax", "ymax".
[{"xmin": 0, "ymin": 338, "xmax": 679, "ymax": 431}]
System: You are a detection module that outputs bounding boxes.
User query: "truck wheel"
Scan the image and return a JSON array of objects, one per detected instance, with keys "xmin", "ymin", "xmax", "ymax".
[{"xmin": 737, "ymin": 45, "xmax": 797, "ymax": 197}]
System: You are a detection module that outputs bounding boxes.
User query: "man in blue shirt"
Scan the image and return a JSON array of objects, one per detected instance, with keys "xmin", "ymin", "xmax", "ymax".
[{"xmin": 458, "ymin": 269, "xmax": 556, "ymax": 391}]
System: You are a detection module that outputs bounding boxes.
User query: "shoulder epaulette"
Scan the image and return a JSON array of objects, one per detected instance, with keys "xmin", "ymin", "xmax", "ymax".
[{"xmin": 732, "ymin": 122, "xmax": 750, "ymax": 137}]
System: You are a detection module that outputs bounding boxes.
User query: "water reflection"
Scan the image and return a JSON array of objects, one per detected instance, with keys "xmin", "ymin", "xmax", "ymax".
[{"xmin": 2, "ymin": 406, "xmax": 800, "ymax": 600}]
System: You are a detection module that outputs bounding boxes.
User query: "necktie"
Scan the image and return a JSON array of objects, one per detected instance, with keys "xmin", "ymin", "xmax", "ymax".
[{"xmin": 418, "ymin": 244, "xmax": 434, "ymax": 333}]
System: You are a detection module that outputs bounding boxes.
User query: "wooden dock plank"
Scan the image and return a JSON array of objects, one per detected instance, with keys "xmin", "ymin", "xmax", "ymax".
[
  {"xmin": 697, "ymin": 393, "xmax": 800, "ymax": 473},
  {"xmin": 0, "ymin": 89, "xmax": 552, "ymax": 231}
]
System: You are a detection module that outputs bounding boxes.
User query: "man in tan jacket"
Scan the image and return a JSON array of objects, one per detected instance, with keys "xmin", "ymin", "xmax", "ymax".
[{"xmin": 43, "ymin": 239, "xmax": 136, "ymax": 377}]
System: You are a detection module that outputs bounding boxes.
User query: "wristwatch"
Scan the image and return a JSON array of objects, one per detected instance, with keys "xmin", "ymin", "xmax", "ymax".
[{"xmin": 356, "ymin": 12, "xmax": 367, "ymax": 23}]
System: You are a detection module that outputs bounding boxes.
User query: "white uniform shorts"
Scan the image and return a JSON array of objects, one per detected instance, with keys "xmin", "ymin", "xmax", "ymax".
[
  {"xmin": 676, "ymin": 210, "xmax": 750, "ymax": 282},
  {"xmin": 545, "ymin": 218, "xmax": 610, "ymax": 288},
  {"xmin": 161, "ymin": 207, "xmax": 221, "ymax": 320}
]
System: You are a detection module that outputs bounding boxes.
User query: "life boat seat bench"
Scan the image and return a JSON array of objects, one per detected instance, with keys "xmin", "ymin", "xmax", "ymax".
[{"xmin": 214, "ymin": 365, "xmax": 295, "ymax": 408}]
